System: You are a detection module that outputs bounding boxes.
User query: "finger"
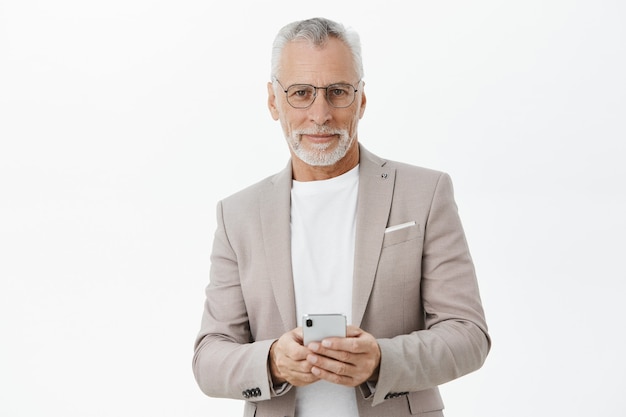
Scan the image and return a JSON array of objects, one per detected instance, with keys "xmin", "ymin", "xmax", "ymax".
[
  {"xmin": 278, "ymin": 358, "xmax": 320, "ymax": 386},
  {"xmin": 286, "ymin": 373, "xmax": 320, "ymax": 387},
  {"xmin": 309, "ymin": 353, "xmax": 378, "ymax": 387},
  {"xmin": 293, "ymin": 326, "xmax": 304, "ymax": 342},
  {"xmin": 310, "ymin": 337, "xmax": 361, "ymax": 355},
  {"xmin": 283, "ymin": 334, "xmax": 314, "ymax": 361},
  {"xmin": 326, "ymin": 330, "xmax": 379, "ymax": 354},
  {"xmin": 310, "ymin": 364, "xmax": 357, "ymax": 387},
  {"xmin": 346, "ymin": 325, "xmax": 362, "ymax": 337},
  {"xmin": 286, "ymin": 345, "xmax": 314, "ymax": 361},
  {"xmin": 279, "ymin": 344, "xmax": 316, "ymax": 370},
  {"xmin": 307, "ymin": 352, "xmax": 353, "ymax": 376},
  {"xmin": 308, "ymin": 343, "xmax": 354, "ymax": 364}
]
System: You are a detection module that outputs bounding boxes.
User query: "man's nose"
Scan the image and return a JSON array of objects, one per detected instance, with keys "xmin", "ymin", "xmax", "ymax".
[{"xmin": 307, "ymin": 89, "xmax": 332, "ymax": 125}]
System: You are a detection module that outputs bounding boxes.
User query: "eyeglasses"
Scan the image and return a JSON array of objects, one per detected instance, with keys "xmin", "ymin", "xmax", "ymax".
[{"xmin": 274, "ymin": 78, "xmax": 361, "ymax": 109}]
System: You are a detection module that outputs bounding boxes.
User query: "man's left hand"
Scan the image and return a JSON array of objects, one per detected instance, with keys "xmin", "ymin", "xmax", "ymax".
[{"xmin": 305, "ymin": 325, "xmax": 381, "ymax": 387}]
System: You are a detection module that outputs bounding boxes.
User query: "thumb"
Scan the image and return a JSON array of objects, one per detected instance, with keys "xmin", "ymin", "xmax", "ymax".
[{"xmin": 346, "ymin": 325, "xmax": 363, "ymax": 337}]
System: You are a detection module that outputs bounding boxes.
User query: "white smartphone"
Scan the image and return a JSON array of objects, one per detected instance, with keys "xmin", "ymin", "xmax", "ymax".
[{"xmin": 302, "ymin": 314, "xmax": 347, "ymax": 345}]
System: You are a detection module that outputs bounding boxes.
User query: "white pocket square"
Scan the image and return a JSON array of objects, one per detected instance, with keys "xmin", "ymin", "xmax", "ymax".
[{"xmin": 384, "ymin": 221, "xmax": 416, "ymax": 233}]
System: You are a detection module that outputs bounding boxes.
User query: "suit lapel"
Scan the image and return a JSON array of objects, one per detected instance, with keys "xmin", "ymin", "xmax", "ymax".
[
  {"xmin": 260, "ymin": 162, "xmax": 297, "ymax": 332},
  {"xmin": 259, "ymin": 147, "xmax": 394, "ymax": 331},
  {"xmin": 352, "ymin": 145, "xmax": 395, "ymax": 327}
]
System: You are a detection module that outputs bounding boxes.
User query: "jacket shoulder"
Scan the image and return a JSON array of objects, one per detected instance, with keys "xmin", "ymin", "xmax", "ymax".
[
  {"xmin": 218, "ymin": 163, "xmax": 290, "ymax": 210},
  {"xmin": 389, "ymin": 159, "xmax": 445, "ymax": 179},
  {"xmin": 360, "ymin": 144, "xmax": 447, "ymax": 183},
  {"xmin": 220, "ymin": 175, "xmax": 273, "ymax": 208}
]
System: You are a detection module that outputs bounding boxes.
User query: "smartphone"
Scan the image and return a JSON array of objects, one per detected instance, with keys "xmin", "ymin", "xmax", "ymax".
[{"xmin": 302, "ymin": 314, "xmax": 347, "ymax": 345}]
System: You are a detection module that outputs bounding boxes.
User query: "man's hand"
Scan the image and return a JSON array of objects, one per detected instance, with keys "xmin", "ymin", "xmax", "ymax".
[
  {"xmin": 305, "ymin": 325, "xmax": 381, "ymax": 387},
  {"xmin": 269, "ymin": 327, "xmax": 320, "ymax": 387}
]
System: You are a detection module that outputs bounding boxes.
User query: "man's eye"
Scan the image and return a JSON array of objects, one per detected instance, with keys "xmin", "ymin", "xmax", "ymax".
[
  {"xmin": 289, "ymin": 87, "xmax": 313, "ymax": 99},
  {"xmin": 330, "ymin": 88, "xmax": 347, "ymax": 96}
]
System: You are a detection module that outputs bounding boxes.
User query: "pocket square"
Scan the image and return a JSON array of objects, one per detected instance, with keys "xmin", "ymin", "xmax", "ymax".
[{"xmin": 384, "ymin": 221, "xmax": 416, "ymax": 233}]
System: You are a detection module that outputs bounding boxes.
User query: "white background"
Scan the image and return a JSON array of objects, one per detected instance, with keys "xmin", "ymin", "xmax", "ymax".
[{"xmin": 1, "ymin": 1, "xmax": 625, "ymax": 416}]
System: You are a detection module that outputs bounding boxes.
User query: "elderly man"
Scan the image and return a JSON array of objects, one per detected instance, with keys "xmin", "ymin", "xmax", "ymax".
[{"xmin": 193, "ymin": 17, "xmax": 490, "ymax": 417}]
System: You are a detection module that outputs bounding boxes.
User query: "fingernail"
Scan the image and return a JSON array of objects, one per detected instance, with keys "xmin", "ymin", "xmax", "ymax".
[
  {"xmin": 321, "ymin": 340, "xmax": 332, "ymax": 348},
  {"xmin": 307, "ymin": 354, "xmax": 317, "ymax": 364},
  {"xmin": 309, "ymin": 342, "xmax": 319, "ymax": 351},
  {"xmin": 311, "ymin": 367, "xmax": 320, "ymax": 376}
]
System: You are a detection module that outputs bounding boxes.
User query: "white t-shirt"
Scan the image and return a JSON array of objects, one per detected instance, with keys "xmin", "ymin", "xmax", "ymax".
[{"xmin": 290, "ymin": 165, "xmax": 359, "ymax": 417}]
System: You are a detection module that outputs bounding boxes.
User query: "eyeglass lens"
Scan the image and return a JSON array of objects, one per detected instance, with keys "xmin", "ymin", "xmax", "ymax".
[{"xmin": 286, "ymin": 84, "xmax": 356, "ymax": 108}]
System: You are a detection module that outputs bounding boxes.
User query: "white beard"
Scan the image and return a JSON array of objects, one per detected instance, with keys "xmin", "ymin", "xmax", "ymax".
[{"xmin": 287, "ymin": 127, "xmax": 353, "ymax": 166}]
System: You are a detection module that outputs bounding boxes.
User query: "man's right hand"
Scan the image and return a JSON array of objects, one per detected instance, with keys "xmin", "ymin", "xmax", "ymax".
[{"xmin": 269, "ymin": 327, "xmax": 320, "ymax": 387}]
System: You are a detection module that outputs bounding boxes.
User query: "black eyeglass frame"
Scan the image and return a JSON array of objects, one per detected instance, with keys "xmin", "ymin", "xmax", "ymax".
[{"xmin": 273, "ymin": 78, "xmax": 362, "ymax": 109}]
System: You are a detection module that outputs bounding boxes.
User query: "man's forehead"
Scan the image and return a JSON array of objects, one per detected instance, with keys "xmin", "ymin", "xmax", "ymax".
[{"xmin": 279, "ymin": 38, "xmax": 358, "ymax": 84}]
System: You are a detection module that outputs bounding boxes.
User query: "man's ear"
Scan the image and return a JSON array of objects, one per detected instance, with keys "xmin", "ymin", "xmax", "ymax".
[
  {"xmin": 267, "ymin": 82, "xmax": 280, "ymax": 121},
  {"xmin": 358, "ymin": 83, "xmax": 367, "ymax": 119}
]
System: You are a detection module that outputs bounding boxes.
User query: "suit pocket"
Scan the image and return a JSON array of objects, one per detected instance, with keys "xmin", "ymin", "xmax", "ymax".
[
  {"xmin": 407, "ymin": 388, "xmax": 444, "ymax": 415},
  {"xmin": 382, "ymin": 222, "xmax": 421, "ymax": 248}
]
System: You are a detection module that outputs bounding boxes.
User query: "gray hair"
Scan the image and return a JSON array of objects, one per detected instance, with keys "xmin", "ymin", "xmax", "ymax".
[{"xmin": 270, "ymin": 17, "xmax": 364, "ymax": 80}]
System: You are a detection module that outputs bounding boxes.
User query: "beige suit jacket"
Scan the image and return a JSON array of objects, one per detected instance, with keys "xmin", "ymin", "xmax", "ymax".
[{"xmin": 193, "ymin": 145, "xmax": 490, "ymax": 417}]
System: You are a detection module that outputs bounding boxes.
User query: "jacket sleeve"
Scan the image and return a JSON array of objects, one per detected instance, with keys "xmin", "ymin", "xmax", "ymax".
[
  {"xmin": 371, "ymin": 173, "xmax": 491, "ymax": 406},
  {"xmin": 192, "ymin": 200, "xmax": 280, "ymax": 402}
]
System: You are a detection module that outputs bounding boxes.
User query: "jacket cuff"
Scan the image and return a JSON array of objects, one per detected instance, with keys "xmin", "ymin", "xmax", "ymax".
[{"xmin": 359, "ymin": 381, "xmax": 377, "ymax": 400}]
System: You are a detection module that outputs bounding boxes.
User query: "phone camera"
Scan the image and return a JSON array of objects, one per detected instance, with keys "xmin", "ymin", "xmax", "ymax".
[{"xmin": 305, "ymin": 319, "xmax": 313, "ymax": 327}]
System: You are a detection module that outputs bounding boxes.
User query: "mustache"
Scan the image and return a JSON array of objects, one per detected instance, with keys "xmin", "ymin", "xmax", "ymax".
[{"xmin": 294, "ymin": 126, "xmax": 347, "ymax": 136}]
